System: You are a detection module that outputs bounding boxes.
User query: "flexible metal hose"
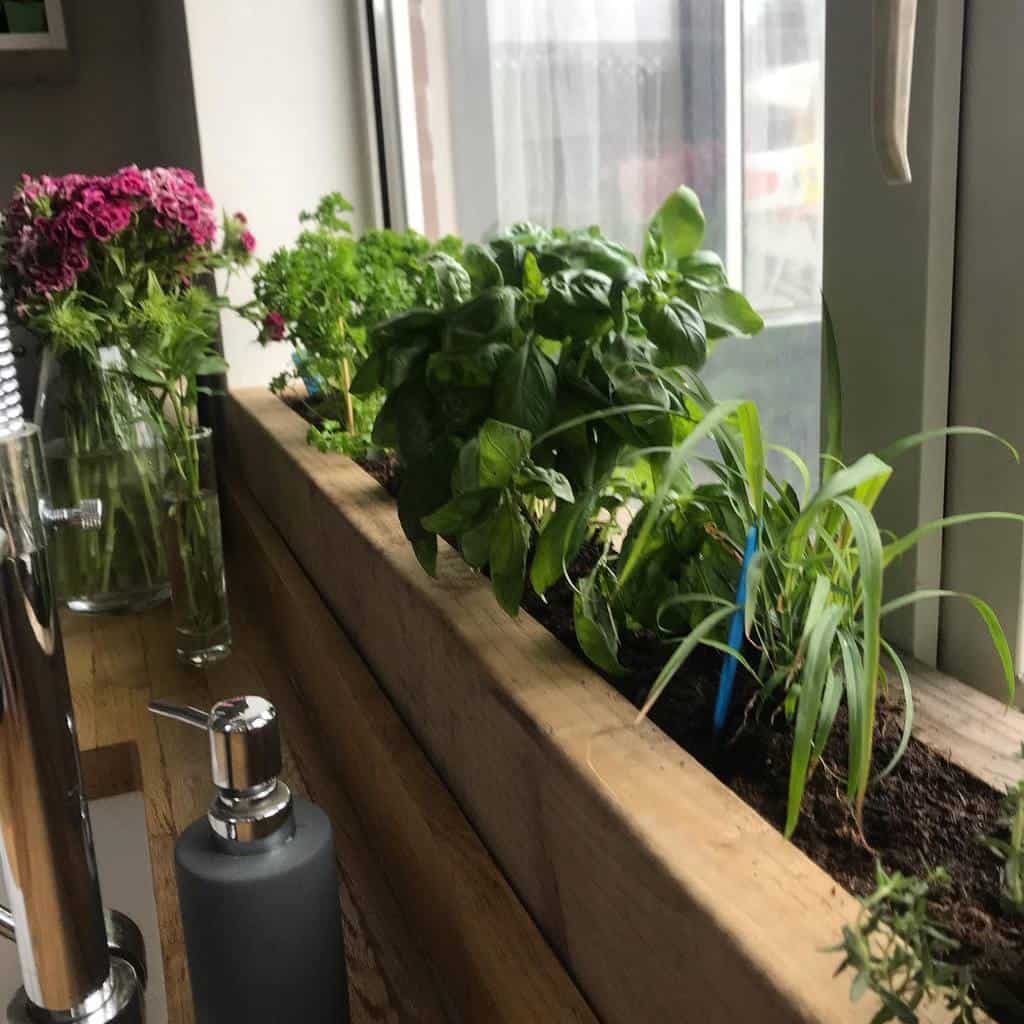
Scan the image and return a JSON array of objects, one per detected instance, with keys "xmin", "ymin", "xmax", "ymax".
[{"xmin": 0, "ymin": 298, "xmax": 24, "ymax": 437}]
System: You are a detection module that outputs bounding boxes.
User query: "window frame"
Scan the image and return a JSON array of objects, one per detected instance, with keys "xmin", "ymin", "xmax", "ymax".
[
  {"xmin": 365, "ymin": 0, "xmax": 1020, "ymax": 702},
  {"xmin": 822, "ymin": 0, "xmax": 965, "ymax": 670}
]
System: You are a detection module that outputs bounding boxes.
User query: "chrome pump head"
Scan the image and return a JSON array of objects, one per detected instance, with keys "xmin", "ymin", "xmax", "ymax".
[{"xmin": 0, "ymin": 293, "xmax": 146, "ymax": 1023}]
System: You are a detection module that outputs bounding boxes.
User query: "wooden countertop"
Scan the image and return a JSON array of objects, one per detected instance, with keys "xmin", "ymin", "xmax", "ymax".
[{"xmin": 63, "ymin": 590, "xmax": 452, "ymax": 1023}]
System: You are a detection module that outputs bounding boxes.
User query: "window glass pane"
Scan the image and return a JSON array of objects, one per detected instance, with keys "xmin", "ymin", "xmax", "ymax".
[
  {"xmin": 404, "ymin": 0, "xmax": 823, "ymax": 481},
  {"xmin": 743, "ymin": 0, "xmax": 824, "ymax": 319}
]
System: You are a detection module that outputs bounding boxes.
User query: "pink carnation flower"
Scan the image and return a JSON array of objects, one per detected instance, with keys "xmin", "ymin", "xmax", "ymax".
[
  {"xmin": 263, "ymin": 311, "xmax": 286, "ymax": 341},
  {"xmin": 1, "ymin": 166, "xmax": 250, "ymax": 310}
]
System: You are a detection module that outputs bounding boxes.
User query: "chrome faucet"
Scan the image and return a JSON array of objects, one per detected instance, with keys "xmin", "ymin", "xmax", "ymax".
[{"xmin": 0, "ymin": 301, "xmax": 146, "ymax": 1022}]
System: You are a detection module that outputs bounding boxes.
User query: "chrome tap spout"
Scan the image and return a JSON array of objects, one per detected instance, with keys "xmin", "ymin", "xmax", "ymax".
[{"xmin": 0, "ymin": 299, "xmax": 145, "ymax": 1022}]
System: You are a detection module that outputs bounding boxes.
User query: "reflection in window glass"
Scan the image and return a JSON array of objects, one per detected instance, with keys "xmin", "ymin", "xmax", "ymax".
[
  {"xmin": 403, "ymin": 0, "xmax": 823, "ymax": 479},
  {"xmin": 743, "ymin": 0, "xmax": 824, "ymax": 320}
]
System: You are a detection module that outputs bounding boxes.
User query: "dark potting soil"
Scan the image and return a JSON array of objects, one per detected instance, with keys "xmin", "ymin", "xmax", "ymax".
[
  {"xmin": 289, "ymin": 401, "xmax": 1024, "ymax": 1018},
  {"xmin": 519, "ymin": 543, "xmax": 1023, "ymax": 1013}
]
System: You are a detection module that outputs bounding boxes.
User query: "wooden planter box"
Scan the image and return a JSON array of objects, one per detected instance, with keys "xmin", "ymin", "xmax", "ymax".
[{"xmin": 226, "ymin": 387, "xmax": 1023, "ymax": 1024}]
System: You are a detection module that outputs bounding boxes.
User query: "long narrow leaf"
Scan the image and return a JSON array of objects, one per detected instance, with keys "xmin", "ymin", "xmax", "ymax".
[
  {"xmin": 767, "ymin": 442, "xmax": 812, "ymax": 506},
  {"xmin": 736, "ymin": 402, "xmax": 765, "ymax": 519},
  {"xmin": 834, "ymin": 496, "xmax": 885, "ymax": 823},
  {"xmin": 881, "ymin": 589, "xmax": 1015, "ymax": 704},
  {"xmin": 696, "ymin": 638, "xmax": 761, "ymax": 680},
  {"xmin": 535, "ymin": 403, "xmax": 684, "ymax": 445},
  {"xmin": 878, "ymin": 425, "xmax": 1018, "ymax": 464},
  {"xmin": 821, "ymin": 298, "xmax": 843, "ymax": 482},
  {"xmin": 875, "ymin": 640, "xmax": 914, "ymax": 782},
  {"xmin": 786, "ymin": 598, "xmax": 843, "ymax": 836},
  {"xmin": 635, "ymin": 605, "xmax": 737, "ymax": 723},
  {"xmin": 618, "ymin": 400, "xmax": 743, "ymax": 589},
  {"xmin": 837, "ymin": 631, "xmax": 866, "ymax": 802},
  {"xmin": 883, "ymin": 512, "xmax": 1024, "ymax": 566},
  {"xmin": 786, "ymin": 455, "xmax": 892, "ymax": 566},
  {"xmin": 655, "ymin": 592, "xmax": 736, "ymax": 632},
  {"xmin": 744, "ymin": 551, "xmax": 765, "ymax": 637},
  {"xmin": 812, "ymin": 668, "xmax": 844, "ymax": 762}
]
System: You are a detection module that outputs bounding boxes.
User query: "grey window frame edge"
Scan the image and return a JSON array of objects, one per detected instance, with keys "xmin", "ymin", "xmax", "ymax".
[{"xmin": 823, "ymin": 0, "xmax": 966, "ymax": 675}]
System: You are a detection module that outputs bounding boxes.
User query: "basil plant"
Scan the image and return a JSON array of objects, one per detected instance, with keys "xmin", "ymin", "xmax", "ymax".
[{"xmin": 351, "ymin": 186, "xmax": 763, "ymax": 615}]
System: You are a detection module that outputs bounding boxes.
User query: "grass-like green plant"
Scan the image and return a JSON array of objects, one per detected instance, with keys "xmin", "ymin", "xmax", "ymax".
[
  {"xmin": 244, "ymin": 192, "xmax": 460, "ymax": 455},
  {"xmin": 355, "ymin": 186, "xmax": 762, "ymax": 609},
  {"xmin": 832, "ymin": 863, "xmax": 979, "ymax": 1024},
  {"xmin": 611, "ymin": 309, "xmax": 1021, "ymax": 835},
  {"xmin": 979, "ymin": 744, "xmax": 1024, "ymax": 914},
  {"xmin": 362, "ymin": 183, "xmax": 1019, "ymax": 837}
]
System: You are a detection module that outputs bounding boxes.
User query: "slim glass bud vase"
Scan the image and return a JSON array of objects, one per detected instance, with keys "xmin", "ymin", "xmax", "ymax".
[{"xmin": 164, "ymin": 427, "xmax": 231, "ymax": 667}]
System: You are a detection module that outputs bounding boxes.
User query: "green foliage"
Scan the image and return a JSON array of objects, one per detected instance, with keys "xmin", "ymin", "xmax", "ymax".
[
  {"xmin": 978, "ymin": 744, "xmax": 1024, "ymax": 914},
  {"xmin": 362, "ymin": 186, "xmax": 760, "ymax": 612},
  {"xmin": 245, "ymin": 192, "xmax": 462, "ymax": 450},
  {"xmin": 832, "ymin": 863, "xmax": 979, "ymax": 1024},
  {"xmin": 618, "ymin": 331, "xmax": 1020, "ymax": 835},
  {"xmin": 363, "ymin": 187, "xmax": 1018, "ymax": 851},
  {"xmin": 122, "ymin": 274, "xmax": 226, "ymax": 436},
  {"xmin": 306, "ymin": 393, "xmax": 385, "ymax": 459}
]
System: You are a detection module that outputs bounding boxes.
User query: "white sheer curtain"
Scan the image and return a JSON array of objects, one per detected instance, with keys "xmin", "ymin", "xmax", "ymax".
[
  {"xmin": 485, "ymin": 0, "xmax": 709, "ymax": 249},
  {"xmin": 407, "ymin": 0, "xmax": 824, "ymax": 483}
]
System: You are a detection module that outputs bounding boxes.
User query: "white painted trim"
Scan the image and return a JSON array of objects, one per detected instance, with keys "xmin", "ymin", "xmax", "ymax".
[
  {"xmin": 369, "ymin": 0, "xmax": 410, "ymax": 229},
  {"xmin": 354, "ymin": 0, "xmax": 386, "ymax": 229},
  {"xmin": 388, "ymin": 0, "xmax": 425, "ymax": 233},
  {"xmin": 0, "ymin": 0, "xmax": 66, "ymax": 50},
  {"xmin": 723, "ymin": 0, "xmax": 744, "ymax": 287}
]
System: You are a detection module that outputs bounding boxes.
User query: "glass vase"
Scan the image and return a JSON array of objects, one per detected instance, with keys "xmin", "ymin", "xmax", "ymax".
[
  {"xmin": 47, "ymin": 437, "xmax": 170, "ymax": 612},
  {"xmin": 163, "ymin": 427, "xmax": 231, "ymax": 667},
  {"xmin": 37, "ymin": 347, "xmax": 171, "ymax": 612}
]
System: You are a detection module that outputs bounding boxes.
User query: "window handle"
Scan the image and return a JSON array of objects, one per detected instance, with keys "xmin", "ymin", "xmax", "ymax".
[{"xmin": 872, "ymin": 0, "xmax": 917, "ymax": 185}]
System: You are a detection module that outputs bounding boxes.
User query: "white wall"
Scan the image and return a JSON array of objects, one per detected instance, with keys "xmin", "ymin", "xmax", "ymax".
[
  {"xmin": 0, "ymin": 0, "xmax": 159, "ymax": 196},
  {"xmin": 182, "ymin": 0, "xmax": 377, "ymax": 388}
]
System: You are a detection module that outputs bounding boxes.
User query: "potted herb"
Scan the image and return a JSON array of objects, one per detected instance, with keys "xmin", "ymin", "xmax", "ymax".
[
  {"xmin": 227, "ymin": 184, "xmax": 1024, "ymax": 1022},
  {"xmin": 245, "ymin": 192, "xmax": 461, "ymax": 456},
  {"xmin": 351, "ymin": 186, "xmax": 762, "ymax": 587}
]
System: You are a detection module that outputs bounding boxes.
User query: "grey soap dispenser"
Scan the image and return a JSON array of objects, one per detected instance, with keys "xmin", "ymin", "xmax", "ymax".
[{"xmin": 150, "ymin": 696, "xmax": 349, "ymax": 1023}]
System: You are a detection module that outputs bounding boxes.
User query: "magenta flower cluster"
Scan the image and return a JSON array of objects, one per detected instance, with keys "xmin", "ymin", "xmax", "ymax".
[
  {"xmin": 1, "ymin": 166, "xmax": 221, "ymax": 305},
  {"xmin": 262, "ymin": 310, "xmax": 286, "ymax": 341}
]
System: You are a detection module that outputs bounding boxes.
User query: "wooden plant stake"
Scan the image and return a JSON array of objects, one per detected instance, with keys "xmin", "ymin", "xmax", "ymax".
[{"xmin": 338, "ymin": 316, "xmax": 355, "ymax": 436}]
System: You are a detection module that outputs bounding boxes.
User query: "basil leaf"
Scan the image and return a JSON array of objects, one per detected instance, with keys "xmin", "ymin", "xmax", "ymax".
[
  {"xmin": 493, "ymin": 340, "xmax": 557, "ymax": 435},
  {"xmin": 698, "ymin": 286, "xmax": 764, "ymax": 338},
  {"xmin": 381, "ymin": 335, "xmax": 433, "ymax": 391},
  {"xmin": 649, "ymin": 186, "xmax": 705, "ymax": 261},
  {"xmin": 641, "ymin": 298, "xmax": 708, "ymax": 369},
  {"xmin": 428, "ymin": 252, "xmax": 472, "ymax": 308},
  {"xmin": 421, "ymin": 488, "xmax": 497, "ymax": 534},
  {"xmin": 530, "ymin": 493, "xmax": 596, "ymax": 595},
  {"xmin": 460, "ymin": 511, "xmax": 495, "ymax": 569},
  {"xmin": 533, "ymin": 269, "xmax": 613, "ymax": 340},
  {"xmin": 370, "ymin": 390, "xmax": 399, "ymax": 447},
  {"xmin": 514, "ymin": 462, "xmax": 573, "ymax": 502},
  {"xmin": 573, "ymin": 571, "xmax": 626, "ymax": 676},
  {"xmin": 398, "ymin": 445, "xmax": 456, "ymax": 576},
  {"xmin": 522, "ymin": 251, "xmax": 547, "ymax": 300},
  {"xmin": 477, "ymin": 419, "xmax": 532, "ymax": 489},
  {"xmin": 349, "ymin": 349, "xmax": 381, "ymax": 395},
  {"xmin": 489, "ymin": 497, "xmax": 530, "ymax": 615},
  {"xmin": 462, "ymin": 243, "xmax": 503, "ymax": 291},
  {"xmin": 677, "ymin": 250, "xmax": 728, "ymax": 287}
]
